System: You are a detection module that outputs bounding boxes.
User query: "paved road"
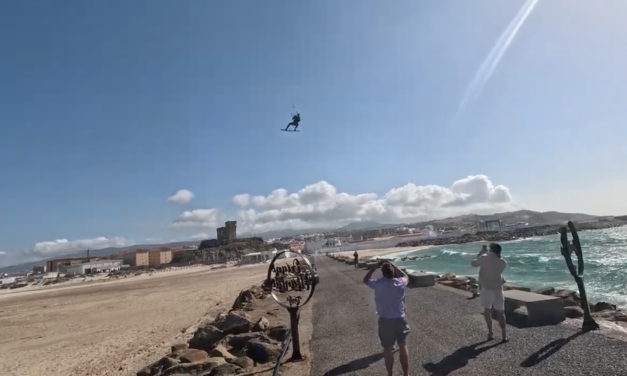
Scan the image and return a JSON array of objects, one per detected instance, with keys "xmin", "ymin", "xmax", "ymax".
[{"xmin": 309, "ymin": 255, "xmax": 627, "ymax": 376}]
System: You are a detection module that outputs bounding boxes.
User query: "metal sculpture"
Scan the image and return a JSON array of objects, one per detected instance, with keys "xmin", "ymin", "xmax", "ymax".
[
  {"xmin": 265, "ymin": 251, "xmax": 317, "ymax": 361},
  {"xmin": 559, "ymin": 221, "xmax": 599, "ymax": 331}
]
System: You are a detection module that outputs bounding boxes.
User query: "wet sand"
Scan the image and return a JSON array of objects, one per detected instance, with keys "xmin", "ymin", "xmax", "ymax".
[{"xmin": 0, "ymin": 264, "xmax": 269, "ymax": 376}]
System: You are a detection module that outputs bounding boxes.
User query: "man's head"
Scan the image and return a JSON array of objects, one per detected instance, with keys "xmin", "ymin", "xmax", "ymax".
[
  {"xmin": 489, "ymin": 243, "xmax": 502, "ymax": 258},
  {"xmin": 381, "ymin": 262, "xmax": 394, "ymax": 279}
]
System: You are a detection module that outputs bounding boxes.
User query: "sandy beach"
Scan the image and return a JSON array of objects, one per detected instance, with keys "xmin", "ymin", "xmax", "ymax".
[{"xmin": 0, "ymin": 264, "xmax": 270, "ymax": 376}]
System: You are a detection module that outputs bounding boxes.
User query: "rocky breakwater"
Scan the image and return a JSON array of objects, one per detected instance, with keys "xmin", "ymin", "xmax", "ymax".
[
  {"xmin": 137, "ymin": 285, "xmax": 290, "ymax": 376},
  {"xmin": 432, "ymin": 272, "xmax": 627, "ymax": 328},
  {"xmin": 397, "ymin": 222, "xmax": 627, "ymax": 248}
]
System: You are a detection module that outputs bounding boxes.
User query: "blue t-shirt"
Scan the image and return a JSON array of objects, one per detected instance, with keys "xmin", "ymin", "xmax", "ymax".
[{"xmin": 366, "ymin": 277, "xmax": 408, "ymax": 319}]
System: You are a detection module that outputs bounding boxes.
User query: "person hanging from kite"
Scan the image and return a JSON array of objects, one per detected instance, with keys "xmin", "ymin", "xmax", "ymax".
[{"xmin": 283, "ymin": 112, "xmax": 301, "ymax": 131}]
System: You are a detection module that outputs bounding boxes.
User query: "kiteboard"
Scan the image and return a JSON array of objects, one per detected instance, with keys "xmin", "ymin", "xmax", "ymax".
[{"xmin": 281, "ymin": 129, "xmax": 300, "ymax": 132}]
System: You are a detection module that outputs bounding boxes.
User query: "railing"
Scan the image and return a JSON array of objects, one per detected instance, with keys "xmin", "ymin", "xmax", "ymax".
[{"xmin": 272, "ymin": 329, "xmax": 293, "ymax": 376}]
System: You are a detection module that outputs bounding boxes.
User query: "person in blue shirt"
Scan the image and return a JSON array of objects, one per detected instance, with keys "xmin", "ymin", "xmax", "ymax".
[{"xmin": 363, "ymin": 261, "xmax": 410, "ymax": 376}]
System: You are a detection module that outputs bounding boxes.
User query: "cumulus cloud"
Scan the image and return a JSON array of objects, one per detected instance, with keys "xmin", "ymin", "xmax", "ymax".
[
  {"xmin": 171, "ymin": 208, "xmax": 223, "ymax": 229},
  {"xmin": 190, "ymin": 233, "xmax": 210, "ymax": 240},
  {"xmin": 168, "ymin": 189, "xmax": 195, "ymax": 205},
  {"xmin": 174, "ymin": 175, "xmax": 515, "ymax": 234},
  {"xmin": 24, "ymin": 237, "xmax": 131, "ymax": 260}
]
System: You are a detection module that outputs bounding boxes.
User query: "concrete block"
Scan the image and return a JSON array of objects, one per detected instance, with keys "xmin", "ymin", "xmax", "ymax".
[
  {"xmin": 503, "ymin": 290, "xmax": 565, "ymax": 325},
  {"xmin": 407, "ymin": 272, "xmax": 435, "ymax": 288}
]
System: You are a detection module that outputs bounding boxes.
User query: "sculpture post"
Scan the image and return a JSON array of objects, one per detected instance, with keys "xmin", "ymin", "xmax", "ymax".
[{"xmin": 559, "ymin": 221, "xmax": 599, "ymax": 332}]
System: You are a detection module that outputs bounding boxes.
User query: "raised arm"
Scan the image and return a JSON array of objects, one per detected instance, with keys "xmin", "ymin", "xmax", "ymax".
[
  {"xmin": 362, "ymin": 266, "xmax": 377, "ymax": 284},
  {"xmin": 471, "ymin": 247, "xmax": 488, "ymax": 267},
  {"xmin": 389, "ymin": 262, "xmax": 407, "ymax": 279}
]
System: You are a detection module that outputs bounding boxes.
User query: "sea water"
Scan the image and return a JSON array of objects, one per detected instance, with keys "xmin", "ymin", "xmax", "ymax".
[{"xmin": 393, "ymin": 226, "xmax": 627, "ymax": 308}]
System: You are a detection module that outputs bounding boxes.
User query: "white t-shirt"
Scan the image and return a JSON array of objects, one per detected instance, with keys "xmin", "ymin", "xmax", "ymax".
[{"xmin": 471, "ymin": 253, "xmax": 507, "ymax": 290}]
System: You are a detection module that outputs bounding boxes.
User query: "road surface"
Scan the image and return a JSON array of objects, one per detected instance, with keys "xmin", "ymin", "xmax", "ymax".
[{"xmin": 309, "ymin": 255, "xmax": 627, "ymax": 376}]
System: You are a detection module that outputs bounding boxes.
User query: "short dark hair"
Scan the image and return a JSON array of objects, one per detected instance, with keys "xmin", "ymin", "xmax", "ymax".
[
  {"xmin": 489, "ymin": 243, "xmax": 502, "ymax": 257},
  {"xmin": 381, "ymin": 262, "xmax": 394, "ymax": 279}
]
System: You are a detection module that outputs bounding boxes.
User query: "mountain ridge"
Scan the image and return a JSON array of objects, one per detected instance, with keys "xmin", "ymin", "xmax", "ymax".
[{"xmin": 0, "ymin": 210, "xmax": 607, "ymax": 273}]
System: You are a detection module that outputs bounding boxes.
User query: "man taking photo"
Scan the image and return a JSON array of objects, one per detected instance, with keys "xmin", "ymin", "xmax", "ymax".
[
  {"xmin": 363, "ymin": 261, "xmax": 410, "ymax": 376},
  {"xmin": 471, "ymin": 242, "xmax": 508, "ymax": 342}
]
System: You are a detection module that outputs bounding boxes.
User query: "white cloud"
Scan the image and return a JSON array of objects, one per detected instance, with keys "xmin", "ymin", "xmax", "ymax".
[
  {"xmin": 190, "ymin": 233, "xmax": 210, "ymax": 240},
  {"xmin": 233, "ymin": 193, "xmax": 250, "ymax": 207},
  {"xmin": 171, "ymin": 208, "xmax": 223, "ymax": 229},
  {"xmin": 172, "ymin": 175, "xmax": 516, "ymax": 234},
  {"xmin": 27, "ymin": 237, "xmax": 130, "ymax": 260},
  {"xmin": 168, "ymin": 189, "xmax": 195, "ymax": 205}
]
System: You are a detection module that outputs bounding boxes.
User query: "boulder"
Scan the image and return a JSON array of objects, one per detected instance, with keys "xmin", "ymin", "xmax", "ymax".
[
  {"xmin": 503, "ymin": 284, "xmax": 531, "ymax": 292},
  {"xmin": 593, "ymin": 302, "xmax": 616, "ymax": 312},
  {"xmin": 226, "ymin": 332, "xmax": 264, "ymax": 349},
  {"xmin": 232, "ymin": 286, "xmax": 268, "ymax": 310},
  {"xmin": 136, "ymin": 356, "xmax": 179, "ymax": 376},
  {"xmin": 229, "ymin": 356, "xmax": 255, "ymax": 369},
  {"xmin": 209, "ymin": 363, "xmax": 243, "ymax": 375},
  {"xmin": 535, "ymin": 287, "xmax": 555, "ymax": 296},
  {"xmin": 439, "ymin": 273, "xmax": 456, "ymax": 281},
  {"xmin": 215, "ymin": 311, "xmax": 254, "ymax": 335},
  {"xmin": 246, "ymin": 338, "xmax": 282, "ymax": 364},
  {"xmin": 210, "ymin": 344, "xmax": 236, "ymax": 361},
  {"xmin": 562, "ymin": 298, "xmax": 579, "ymax": 308},
  {"xmin": 563, "ymin": 306, "xmax": 584, "ymax": 318},
  {"xmin": 170, "ymin": 343, "xmax": 187, "ymax": 353},
  {"xmin": 266, "ymin": 325, "xmax": 290, "ymax": 342},
  {"xmin": 188, "ymin": 325, "xmax": 226, "ymax": 352},
  {"xmin": 178, "ymin": 348, "xmax": 209, "ymax": 363},
  {"xmin": 593, "ymin": 310, "xmax": 627, "ymax": 322},
  {"xmin": 162, "ymin": 357, "xmax": 226, "ymax": 375},
  {"xmin": 252, "ymin": 316, "xmax": 270, "ymax": 332}
]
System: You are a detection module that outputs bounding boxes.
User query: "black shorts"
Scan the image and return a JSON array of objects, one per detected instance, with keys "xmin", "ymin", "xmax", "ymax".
[{"xmin": 378, "ymin": 317, "xmax": 410, "ymax": 349}]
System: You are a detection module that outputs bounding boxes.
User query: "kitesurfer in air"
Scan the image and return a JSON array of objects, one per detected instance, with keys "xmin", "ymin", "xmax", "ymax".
[{"xmin": 285, "ymin": 112, "xmax": 301, "ymax": 131}]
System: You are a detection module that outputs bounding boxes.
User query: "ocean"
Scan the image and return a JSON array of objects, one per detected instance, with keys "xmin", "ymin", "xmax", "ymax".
[{"xmin": 393, "ymin": 226, "xmax": 627, "ymax": 308}]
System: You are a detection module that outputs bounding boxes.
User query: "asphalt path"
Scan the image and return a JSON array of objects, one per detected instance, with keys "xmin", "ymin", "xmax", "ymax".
[{"xmin": 309, "ymin": 255, "xmax": 627, "ymax": 376}]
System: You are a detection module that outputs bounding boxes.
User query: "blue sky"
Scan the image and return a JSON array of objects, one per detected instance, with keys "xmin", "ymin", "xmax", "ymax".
[{"xmin": 1, "ymin": 0, "xmax": 626, "ymax": 264}]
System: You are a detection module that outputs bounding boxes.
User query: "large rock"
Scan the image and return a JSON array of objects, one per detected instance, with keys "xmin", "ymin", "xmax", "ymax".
[
  {"xmin": 562, "ymin": 298, "xmax": 579, "ymax": 308},
  {"xmin": 229, "ymin": 356, "xmax": 255, "ymax": 369},
  {"xmin": 252, "ymin": 316, "xmax": 270, "ymax": 332},
  {"xmin": 209, "ymin": 363, "xmax": 243, "ymax": 375},
  {"xmin": 563, "ymin": 306, "xmax": 584, "ymax": 318},
  {"xmin": 246, "ymin": 338, "xmax": 282, "ymax": 364},
  {"xmin": 503, "ymin": 284, "xmax": 531, "ymax": 292},
  {"xmin": 189, "ymin": 325, "xmax": 226, "ymax": 352},
  {"xmin": 439, "ymin": 273, "xmax": 456, "ymax": 281},
  {"xmin": 593, "ymin": 310, "xmax": 627, "ymax": 322},
  {"xmin": 232, "ymin": 286, "xmax": 267, "ymax": 310},
  {"xmin": 210, "ymin": 344, "xmax": 236, "ymax": 361},
  {"xmin": 226, "ymin": 332, "xmax": 264, "ymax": 349},
  {"xmin": 215, "ymin": 312, "xmax": 254, "ymax": 335},
  {"xmin": 535, "ymin": 287, "xmax": 555, "ymax": 296},
  {"xmin": 593, "ymin": 302, "xmax": 616, "ymax": 312},
  {"xmin": 266, "ymin": 325, "xmax": 289, "ymax": 342},
  {"xmin": 178, "ymin": 348, "xmax": 209, "ymax": 363},
  {"xmin": 162, "ymin": 357, "xmax": 226, "ymax": 375},
  {"xmin": 136, "ymin": 356, "xmax": 179, "ymax": 376}
]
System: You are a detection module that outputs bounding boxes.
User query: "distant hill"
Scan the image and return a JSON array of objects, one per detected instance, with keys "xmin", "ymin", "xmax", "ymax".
[
  {"xmin": 336, "ymin": 220, "xmax": 388, "ymax": 231},
  {"xmin": 0, "ymin": 240, "xmax": 199, "ymax": 274},
  {"xmin": 0, "ymin": 210, "xmax": 603, "ymax": 273}
]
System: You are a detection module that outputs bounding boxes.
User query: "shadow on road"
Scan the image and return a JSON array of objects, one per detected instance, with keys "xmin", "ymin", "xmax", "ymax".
[
  {"xmin": 323, "ymin": 352, "xmax": 385, "ymax": 375},
  {"xmin": 520, "ymin": 331, "xmax": 586, "ymax": 368},
  {"xmin": 422, "ymin": 340, "xmax": 505, "ymax": 376}
]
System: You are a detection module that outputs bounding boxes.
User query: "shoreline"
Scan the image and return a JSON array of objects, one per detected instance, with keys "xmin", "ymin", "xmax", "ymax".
[
  {"xmin": 395, "ymin": 222, "xmax": 627, "ymax": 248},
  {"xmin": 330, "ymin": 245, "xmax": 434, "ymax": 259}
]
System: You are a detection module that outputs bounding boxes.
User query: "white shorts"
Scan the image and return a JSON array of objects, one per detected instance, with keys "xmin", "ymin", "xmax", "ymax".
[{"xmin": 480, "ymin": 288, "xmax": 505, "ymax": 311}]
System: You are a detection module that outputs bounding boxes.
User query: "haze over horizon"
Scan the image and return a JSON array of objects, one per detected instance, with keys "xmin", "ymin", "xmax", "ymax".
[{"xmin": 1, "ymin": 0, "xmax": 626, "ymax": 267}]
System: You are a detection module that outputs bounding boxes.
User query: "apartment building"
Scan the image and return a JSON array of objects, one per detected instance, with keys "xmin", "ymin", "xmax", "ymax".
[
  {"xmin": 122, "ymin": 250, "xmax": 150, "ymax": 267},
  {"xmin": 148, "ymin": 249, "xmax": 172, "ymax": 267}
]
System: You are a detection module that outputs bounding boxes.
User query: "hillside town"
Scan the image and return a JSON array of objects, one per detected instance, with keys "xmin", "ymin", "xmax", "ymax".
[{"xmin": 2, "ymin": 211, "xmax": 625, "ymax": 291}]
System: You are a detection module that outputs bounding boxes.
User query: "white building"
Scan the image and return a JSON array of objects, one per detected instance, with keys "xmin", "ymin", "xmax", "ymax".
[{"xmin": 61, "ymin": 260, "xmax": 123, "ymax": 275}]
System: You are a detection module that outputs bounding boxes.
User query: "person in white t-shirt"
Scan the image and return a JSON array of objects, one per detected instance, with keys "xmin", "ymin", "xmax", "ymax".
[{"xmin": 471, "ymin": 243, "xmax": 508, "ymax": 342}]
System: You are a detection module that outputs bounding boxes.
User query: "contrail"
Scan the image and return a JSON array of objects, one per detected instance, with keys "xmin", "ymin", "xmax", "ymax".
[{"xmin": 456, "ymin": 0, "xmax": 540, "ymax": 116}]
